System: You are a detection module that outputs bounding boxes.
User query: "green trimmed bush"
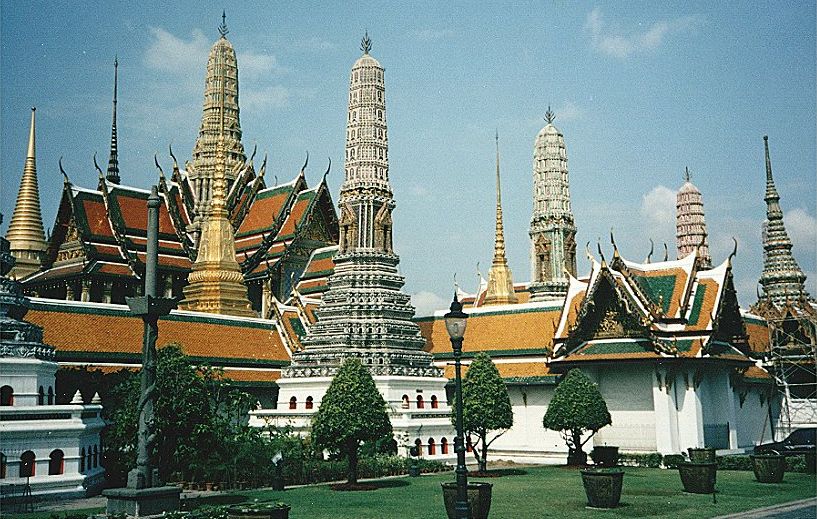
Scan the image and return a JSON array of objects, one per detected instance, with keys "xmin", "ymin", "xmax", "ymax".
[
  {"xmin": 662, "ymin": 454, "xmax": 685, "ymax": 469},
  {"xmin": 618, "ymin": 452, "xmax": 663, "ymax": 468}
]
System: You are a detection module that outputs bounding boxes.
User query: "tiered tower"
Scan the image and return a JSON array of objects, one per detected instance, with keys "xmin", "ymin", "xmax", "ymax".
[
  {"xmin": 284, "ymin": 33, "xmax": 437, "ymax": 376},
  {"xmin": 179, "ymin": 36, "xmax": 254, "ymax": 318},
  {"xmin": 483, "ymin": 133, "xmax": 517, "ymax": 306},
  {"xmin": 676, "ymin": 167, "xmax": 711, "ymax": 267},
  {"xmin": 106, "ymin": 58, "xmax": 121, "ymax": 184},
  {"xmin": 188, "ymin": 13, "xmax": 246, "ymax": 219},
  {"xmin": 7, "ymin": 107, "xmax": 47, "ymax": 279},
  {"xmin": 758, "ymin": 136, "xmax": 810, "ymax": 304},
  {"xmin": 528, "ymin": 108, "xmax": 577, "ymax": 301},
  {"xmin": 259, "ymin": 37, "xmax": 451, "ymax": 452}
]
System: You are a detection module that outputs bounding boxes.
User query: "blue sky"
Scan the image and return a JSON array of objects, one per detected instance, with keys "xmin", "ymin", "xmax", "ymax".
[{"xmin": 2, "ymin": 2, "xmax": 815, "ymax": 315}]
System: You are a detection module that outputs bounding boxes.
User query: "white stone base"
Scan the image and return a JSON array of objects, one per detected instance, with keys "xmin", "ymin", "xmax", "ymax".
[{"xmin": 251, "ymin": 374, "xmax": 457, "ymax": 458}]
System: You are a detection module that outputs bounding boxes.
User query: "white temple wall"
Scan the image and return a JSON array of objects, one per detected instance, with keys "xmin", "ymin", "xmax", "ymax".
[
  {"xmin": 733, "ymin": 387, "xmax": 775, "ymax": 449},
  {"xmin": 590, "ymin": 365, "xmax": 657, "ymax": 452},
  {"xmin": 0, "ymin": 357, "xmax": 58, "ymax": 406}
]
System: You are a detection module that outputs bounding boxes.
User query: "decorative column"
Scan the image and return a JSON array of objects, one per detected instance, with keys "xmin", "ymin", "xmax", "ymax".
[
  {"xmin": 104, "ymin": 186, "xmax": 180, "ymax": 516},
  {"xmin": 483, "ymin": 132, "xmax": 517, "ymax": 306}
]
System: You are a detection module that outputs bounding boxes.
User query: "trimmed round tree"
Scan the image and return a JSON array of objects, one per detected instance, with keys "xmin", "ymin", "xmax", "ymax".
[
  {"xmin": 543, "ymin": 368, "xmax": 611, "ymax": 466},
  {"xmin": 454, "ymin": 352, "xmax": 513, "ymax": 473},
  {"xmin": 311, "ymin": 358, "xmax": 393, "ymax": 485}
]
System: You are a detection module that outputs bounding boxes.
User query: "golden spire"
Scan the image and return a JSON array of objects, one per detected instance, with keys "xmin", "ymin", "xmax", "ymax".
[
  {"xmin": 483, "ymin": 131, "xmax": 517, "ymax": 306},
  {"xmin": 7, "ymin": 107, "xmax": 47, "ymax": 279},
  {"xmin": 179, "ymin": 48, "xmax": 254, "ymax": 317}
]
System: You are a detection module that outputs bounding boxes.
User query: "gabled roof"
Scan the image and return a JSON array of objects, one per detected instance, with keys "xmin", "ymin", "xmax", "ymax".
[{"xmin": 296, "ymin": 245, "xmax": 337, "ymax": 296}]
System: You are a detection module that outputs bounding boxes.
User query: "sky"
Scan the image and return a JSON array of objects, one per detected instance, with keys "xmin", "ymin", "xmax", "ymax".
[{"xmin": 1, "ymin": 2, "xmax": 815, "ymax": 316}]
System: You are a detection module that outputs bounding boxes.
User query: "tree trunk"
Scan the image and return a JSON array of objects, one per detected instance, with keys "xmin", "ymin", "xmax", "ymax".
[
  {"xmin": 347, "ymin": 440, "xmax": 358, "ymax": 484},
  {"xmin": 567, "ymin": 430, "xmax": 587, "ymax": 466},
  {"xmin": 479, "ymin": 431, "xmax": 488, "ymax": 473}
]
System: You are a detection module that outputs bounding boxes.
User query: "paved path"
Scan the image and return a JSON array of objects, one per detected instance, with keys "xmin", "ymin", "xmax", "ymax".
[{"xmin": 715, "ymin": 498, "xmax": 816, "ymax": 519}]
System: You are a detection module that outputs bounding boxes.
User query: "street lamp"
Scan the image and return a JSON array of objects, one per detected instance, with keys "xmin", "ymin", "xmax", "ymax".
[{"xmin": 444, "ymin": 292, "xmax": 469, "ymax": 519}]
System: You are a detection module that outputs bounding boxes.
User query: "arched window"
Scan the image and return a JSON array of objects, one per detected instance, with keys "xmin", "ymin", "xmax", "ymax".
[
  {"xmin": 47, "ymin": 387, "xmax": 54, "ymax": 405},
  {"xmin": 86, "ymin": 448, "xmax": 92, "ymax": 470},
  {"xmin": 1, "ymin": 386, "xmax": 13, "ymax": 406},
  {"xmin": 431, "ymin": 395, "xmax": 439, "ymax": 409},
  {"xmin": 441, "ymin": 438, "xmax": 449, "ymax": 455},
  {"xmin": 305, "ymin": 396, "xmax": 314, "ymax": 410},
  {"xmin": 414, "ymin": 439, "xmax": 423, "ymax": 457},
  {"xmin": 80, "ymin": 448, "xmax": 85, "ymax": 472},
  {"xmin": 20, "ymin": 451, "xmax": 35, "ymax": 478},
  {"xmin": 289, "ymin": 396, "xmax": 297, "ymax": 410},
  {"xmin": 428, "ymin": 438, "xmax": 436, "ymax": 456},
  {"xmin": 401, "ymin": 395, "xmax": 409, "ymax": 409},
  {"xmin": 416, "ymin": 395, "xmax": 424, "ymax": 409},
  {"xmin": 38, "ymin": 386, "xmax": 45, "ymax": 405},
  {"xmin": 1, "ymin": 453, "xmax": 7, "ymax": 479},
  {"xmin": 49, "ymin": 450, "xmax": 64, "ymax": 475},
  {"xmin": 92, "ymin": 446, "xmax": 98, "ymax": 468}
]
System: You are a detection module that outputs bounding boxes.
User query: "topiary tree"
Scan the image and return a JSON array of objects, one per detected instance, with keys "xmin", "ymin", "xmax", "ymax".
[
  {"xmin": 311, "ymin": 358, "xmax": 393, "ymax": 485},
  {"xmin": 452, "ymin": 352, "xmax": 513, "ymax": 473},
  {"xmin": 543, "ymin": 368, "xmax": 611, "ymax": 466}
]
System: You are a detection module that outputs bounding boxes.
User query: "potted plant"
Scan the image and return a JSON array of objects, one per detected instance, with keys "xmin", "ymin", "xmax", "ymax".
[
  {"xmin": 590, "ymin": 446, "xmax": 619, "ymax": 467},
  {"xmin": 687, "ymin": 447, "xmax": 716, "ymax": 464},
  {"xmin": 441, "ymin": 482, "xmax": 493, "ymax": 519},
  {"xmin": 677, "ymin": 455, "xmax": 716, "ymax": 494},
  {"xmin": 750, "ymin": 453, "xmax": 786, "ymax": 483},
  {"xmin": 227, "ymin": 502, "xmax": 291, "ymax": 519},
  {"xmin": 580, "ymin": 467, "xmax": 625, "ymax": 508}
]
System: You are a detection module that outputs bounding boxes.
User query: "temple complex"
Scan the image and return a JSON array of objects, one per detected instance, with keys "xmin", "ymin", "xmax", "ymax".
[
  {"xmin": 528, "ymin": 108, "xmax": 577, "ymax": 301},
  {"xmin": 6, "ymin": 108, "xmax": 47, "ymax": 280},
  {"xmin": 676, "ymin": 168, "xmax": 712, "ymax": 267}
]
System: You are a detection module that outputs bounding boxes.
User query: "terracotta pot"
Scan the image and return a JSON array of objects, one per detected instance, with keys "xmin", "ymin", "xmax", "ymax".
[
  {"xmin": 678, "ymin": 462, "xmax": 717, "ymax": 494},
  {"xmin": 687, "ymin": 448, "xmax": 716, "ymax": 464},
  {"xmin": 751, "ymin": 454, "xmax": 786, "ymax": 483},
  {"xmin": 580, "ymin": 469, "xmax": 624, "ymax": 509},
  {"xmin": 441, "ymin": 481, "xmax": 493, "ymax": 519},
  {"xmin": 590, "ymin": 446, "xmax": 620, "ymax": 467}
]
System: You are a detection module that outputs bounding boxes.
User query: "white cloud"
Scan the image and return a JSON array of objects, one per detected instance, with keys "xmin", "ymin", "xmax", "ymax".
[
  {"xmin": 238, "ymin": 52, "xmax": 287, "ymax": 79},
  {"xmin": 144, "ymin": 27, "xmax": 209, "ymax": 74},
  {"xmin": 585, "ymin": 8, "xmax": 702, "ymax": 59},
  {"xmin": 640, "ymin": 185, "xmax": 677, "ymax": 247},
  {"xmin": 784, "ymin": 208, "xmax": 817, "ymax": 257},
  {"xmin": 412, "ymin": 290, "xmax": 448, "ymax": 317},
  {"xmin": 241, "ymin": 85, "xmax": 291, "ymax": 112},
  {"xmin": 295, "ymin": 36, "xmax": 335, "ymax": 51},
  {"xmin": 554, "ymin": 101, "xmax": 581, "ymax": 122},
  {"xmin": 413, "ymin": 28, "xmax": 454, "ymax": 42}
]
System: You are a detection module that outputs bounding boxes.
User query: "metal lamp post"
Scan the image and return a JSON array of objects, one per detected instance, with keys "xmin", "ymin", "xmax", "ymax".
[{"xmin": 444, "ymin": 293, "xmax": 469, "ymax": 519}]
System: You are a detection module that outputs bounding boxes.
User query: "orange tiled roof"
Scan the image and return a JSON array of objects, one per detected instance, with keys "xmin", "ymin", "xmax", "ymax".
[
  {"xmin": 26, "ymin": 299, "xmax": 291, "ymax": 365},
  {"xmin": 441, "ymin": 361, "xmax": 554, "ymax": 381},
  {"xmin": 222, "ymin": 369, "xmax": 281, "ymax": 383},
  {"xmin": 419, "ymin": 304, "xmax": 562, "ymax": 355}
]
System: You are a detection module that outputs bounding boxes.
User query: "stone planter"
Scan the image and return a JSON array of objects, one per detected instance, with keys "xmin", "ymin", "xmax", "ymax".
[
  {"xmin": 441, "ymin": 482, "xmax": 493, "ymax": 519},
  {"xmin": 806, "ymin": 453, "xmax": 816, "ymax": 474},
  {"xmin": 750, "ymin": 454, "xmax": 786, "ymax": 483},
  {"xmin": 227, "ymin": 504, "xmax": 291, "ymax": 519},
  {"xmin": 580, "ymin": 469, "xmax": 624, "ymax": 509},
  {"xmin": 687, "ymin": 448, "xmax": 716, "ymax": 464},
  {"xmin": 590, "ymin": 446, "xmax": 620, "ymax": 467},
  {"xmin": 678, "ymin": 462, "xmax": 717, "ymax": 494}
]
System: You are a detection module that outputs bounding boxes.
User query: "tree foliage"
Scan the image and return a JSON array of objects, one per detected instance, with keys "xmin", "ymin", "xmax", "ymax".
[
  {"xmin": 542, "ymin": 368, "xmax": 611, "ymax": 465},
  {"xmin": 452, "ymin": 352, "xmax": 513, "ymax": 472},
  {"xmin": 311, "ymin": 358, "xmax": 393, "ymax": 484}
]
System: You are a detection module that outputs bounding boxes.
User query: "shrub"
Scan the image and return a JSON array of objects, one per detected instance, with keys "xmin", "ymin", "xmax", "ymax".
[
  {"xmin": 543, "ymin": 369, "xmax": 611, "ymax": 465},
  {"xmin": 662, "ymin": 454, "xmax": 686, "ymax": 469},
  {"xmin": 618, "ymin": 452, "xmax": 663, "ymax": 468}
]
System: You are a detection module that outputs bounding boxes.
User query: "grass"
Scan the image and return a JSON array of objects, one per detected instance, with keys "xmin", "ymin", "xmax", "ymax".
[{"xmin": 7, "ymin": 466, "xmax": 816, "ymax": 519}]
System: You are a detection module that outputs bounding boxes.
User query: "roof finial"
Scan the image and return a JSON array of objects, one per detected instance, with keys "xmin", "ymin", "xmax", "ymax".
[
  {"xmin": 646, "ymin": 238, "xmax": 654, "ymax": 263},
  {"xmin": 545, "ymin": 105, "xmax": 555, "ymax": 124},
  {"xmin": 361, "ymin": 30, "xmax": 372, "ymax": 54},
  {"xmin": 218, "ymin": 10, "xmax": 229, "ymax": 38},
  {"xmin": 106, "ymin": 57, "xmax": 121, "ymax": 184},
  {"xmin": 684, "ymin": 166, "xmax": 690, "ymax": 183}
]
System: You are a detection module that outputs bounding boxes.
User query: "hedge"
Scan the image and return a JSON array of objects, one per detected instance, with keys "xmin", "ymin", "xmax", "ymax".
[{"xmin": 618, "ymin": 452, "xmax": 812, "ymax": 473}]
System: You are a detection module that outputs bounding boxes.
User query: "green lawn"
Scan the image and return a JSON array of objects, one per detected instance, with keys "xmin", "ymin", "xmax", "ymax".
[{"xmin": 7, "ymin": 466, "xmax": 816, "ymax": 519}]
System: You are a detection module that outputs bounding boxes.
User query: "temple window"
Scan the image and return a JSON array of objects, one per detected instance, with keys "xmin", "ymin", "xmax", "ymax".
[
  {"xmin": 92, "ymin": 445, "xmax": 99, "ymax": 468},
  {"xmin": 289, "ymin": 396, "xmax": 297, "ymax": 410},
  {"xmin": 441, "ymin": 438, "xmax": 449, "ymax": 455},
  {"xmin": 38, "ymin": 386, "xmax": 45, "ymax": 405},
  {"xmin": 19, "ymin": 451, "xmax": 35, "ymax": 478},
  {"xmin": 428, "ymin": 438, "xmax": 436, "ymax": 455},
  {"xmin": 416, "ymin": 395, "xmax": 424, "ymax": 409},
  {"xmin": 305, "ymin": 396, "xmax": 314, "ymax": 410},
  {"xmin": 414, "ymin": 438, "xmax": 423, "ymax": 457},
  {"xmin": 48, "ymin": 450, "xmax": 64, "ymax": 475},
  {"xmin": 80, "ymin": 448, "xmax": 85, "ymax": 472},
  {"xmin": 48, "ymin": 386, "xmax": 54, "ymax": 405},
  {"xmin": 0, "ymin": 453, "xmax": 6, "ymax": 479},
  {"xmin": 431, "ymin": 395, "xmax": 439, "ymax": 409},
  {"xmin": 401, "ymin": 395, "xmax": 409, "ymax": 409},
  {"xmin": 0, "ymin": 386, "xmax": 13, "ymax": 406}
]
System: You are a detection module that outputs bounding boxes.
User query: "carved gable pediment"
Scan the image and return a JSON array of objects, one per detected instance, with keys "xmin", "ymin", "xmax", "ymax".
[{"xmin": 568, "ymin": 273, "xmax": 649, "ymax": 347}]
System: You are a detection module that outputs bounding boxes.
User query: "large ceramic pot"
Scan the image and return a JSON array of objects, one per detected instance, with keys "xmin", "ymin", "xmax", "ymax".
[
  {"xmin": 805, "ymin": 453, "xmax": 816, "ymax": 474},
  {"xmin": 678, "ymin": 462, "xmax": 717, "ymax": 494},
  {"xmin": 227, "ymin": 504, "xmax": 291, "ymax": 519},
  {"xmin": 580, "ymin": 469, "xmax": 624, "ymax": 509},
  {"xmin": 687, "ymin": 448, "xmax": 716, "ymax": 464},
  {"xmin": 750, "ymin": 454, "xmax": 786, "ymax": 483},
  {"xmin": 441, "ymin": 481, "xmax": 493, "ymax": 519},
  {"xmin": 590, "ymin": 446, "xmax": 620, "ymax": 468}
]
